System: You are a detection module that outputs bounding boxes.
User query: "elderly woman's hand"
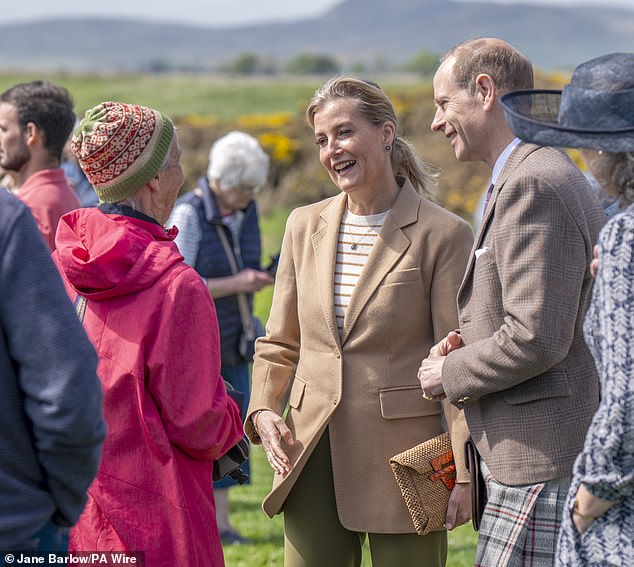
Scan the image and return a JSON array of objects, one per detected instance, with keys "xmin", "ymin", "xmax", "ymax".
[
  {"xmin": 235, "ymin": 268, "xmax": 274, "ymax": 293},
  {"xmin": 253, "ymin": 410, "xmax": 294, "ymax": 476}
]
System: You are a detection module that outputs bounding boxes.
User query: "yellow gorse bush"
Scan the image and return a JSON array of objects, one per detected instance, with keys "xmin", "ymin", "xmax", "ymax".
[
  {"xmin": 234, "ymin": 112, "xmax": 300, "ymax": 166},
  {"xmin": 258, "ymin": 133, "xmax": 299, "ymax": 165},
  {"xmin": 237, "ymin": 112, "xmax": 294, "ymax": 130},
  {"xmin": 180, "ymin": 114, "xmax": 219, "ymax": 128}
]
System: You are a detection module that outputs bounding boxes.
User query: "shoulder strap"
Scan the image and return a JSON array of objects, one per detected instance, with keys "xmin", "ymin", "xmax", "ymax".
[{"xmin": 215, "ymin": 225, "xmax": 255, "ymax": 340}]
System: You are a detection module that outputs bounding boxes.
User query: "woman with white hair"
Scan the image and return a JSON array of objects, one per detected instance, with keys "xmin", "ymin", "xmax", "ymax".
[{"xmin": 169, "ymin": 130, "xmax": 274, "ymax": 543}]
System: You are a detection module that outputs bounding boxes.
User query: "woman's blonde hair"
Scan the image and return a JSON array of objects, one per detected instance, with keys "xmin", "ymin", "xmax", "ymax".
[{"xmin": 306, "ymin": 76, "xmax": 436, "ymax": 197}]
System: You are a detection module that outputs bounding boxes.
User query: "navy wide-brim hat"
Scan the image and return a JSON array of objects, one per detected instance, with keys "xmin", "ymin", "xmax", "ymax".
[{"xmin": 501, "ymin": 53, "xmax": 634, "ymax": 153}]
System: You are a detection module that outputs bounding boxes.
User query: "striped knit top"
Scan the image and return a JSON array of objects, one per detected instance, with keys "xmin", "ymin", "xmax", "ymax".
[{"xmin": 334, "ymin": 208, "xmax": 389, "ymax": 334}]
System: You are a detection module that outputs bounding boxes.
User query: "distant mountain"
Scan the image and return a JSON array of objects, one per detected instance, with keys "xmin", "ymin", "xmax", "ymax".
[{"xmin": 0, "ymin": 0, "xmax": 632, "ymax": 72}]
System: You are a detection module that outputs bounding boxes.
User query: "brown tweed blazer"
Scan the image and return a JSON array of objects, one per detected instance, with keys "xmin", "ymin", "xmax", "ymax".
[
  {"xmin": 245, "ymin": 179, "xmax": 474, "ymax": 533},
  {"xmin": 442, "ymin": 143, "xmax": 606, "ymax": 486}
]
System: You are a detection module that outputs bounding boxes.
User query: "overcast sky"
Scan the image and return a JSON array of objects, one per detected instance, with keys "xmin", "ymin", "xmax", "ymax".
[{"xmin": 2, "ymin": 0, "xmax": 632, "ymax": 27}]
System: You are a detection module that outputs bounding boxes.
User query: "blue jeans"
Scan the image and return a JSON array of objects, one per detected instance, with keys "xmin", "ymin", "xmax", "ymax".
[
  {"xmin": 214, "ymin": 361, "xmax": 251, "ymax": 488},
  {"xmin": 23, "ymin": 520, "xmax": 69, "ymax": 552}
]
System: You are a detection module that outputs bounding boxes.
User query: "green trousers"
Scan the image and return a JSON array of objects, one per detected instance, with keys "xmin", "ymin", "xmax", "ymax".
[{"xmin": 283, "ymin": 431, "xmax": 448, "ymax": 567}]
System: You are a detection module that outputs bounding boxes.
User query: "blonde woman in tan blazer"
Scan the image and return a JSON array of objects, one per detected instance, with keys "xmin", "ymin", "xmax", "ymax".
[{"xmin": 244, "ymin": 77, "xmax": 474, "ymax": 566}]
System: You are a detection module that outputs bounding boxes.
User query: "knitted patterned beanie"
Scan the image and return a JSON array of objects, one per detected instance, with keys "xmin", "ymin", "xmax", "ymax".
[{"xmin": 71, "ymin": 101, "xmax": 175, "ymax": 203}]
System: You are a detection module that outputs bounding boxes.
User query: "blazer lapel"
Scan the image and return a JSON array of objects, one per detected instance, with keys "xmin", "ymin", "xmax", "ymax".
[
  {"xmin": 312, "ymin": 194, "xmax": 347, "ymax": 347},
  {"xmin": 458, "ymin": 142, "xmax": 538, "ymax": 298},
  {"xmin": 340, "ymin": 180, "xmax": 418, "ymax": 345}
]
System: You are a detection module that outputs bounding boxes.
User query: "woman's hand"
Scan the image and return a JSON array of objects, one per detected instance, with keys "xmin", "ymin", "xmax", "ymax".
[
  {"xmin": 572, "ymin": 483, "xmax": 614, "ymax": 535},
  {"xmin": 235, "ymin": 268, "xmax": 274, "ymax": 293},
  {"xmin": 206, "ymin": 268, "xmax": 274, "ymax": 298},
  {"xmin": 254, "ymin": 410, "xmax": 294, "ymax": 477},
  {"xmin": 590, "ymin": 244, "xmax": 600, "ymax": 278}
]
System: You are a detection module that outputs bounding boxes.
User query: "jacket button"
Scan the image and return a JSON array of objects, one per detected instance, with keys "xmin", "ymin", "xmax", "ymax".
[{"xmin": 458, "ymin": 397, "xmax": 470, "ymax": 406}]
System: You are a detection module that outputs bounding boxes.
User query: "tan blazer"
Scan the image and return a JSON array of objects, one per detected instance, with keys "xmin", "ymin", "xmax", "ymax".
[
  {"xmin": 245, "ymin": 179, "xmax": 474, "ymax": 533},
  {"xmin": 443, "ymin": 143, "xmax": 606, "ymax": 485}
]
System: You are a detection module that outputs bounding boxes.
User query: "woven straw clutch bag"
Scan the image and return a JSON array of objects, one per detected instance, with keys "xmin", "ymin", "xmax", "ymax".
[{"xmin": 390, "ymin": 432, "xmax": 456, "ymax": 535}]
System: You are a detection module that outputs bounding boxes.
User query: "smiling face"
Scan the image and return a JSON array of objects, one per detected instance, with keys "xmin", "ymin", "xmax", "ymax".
[
  {"xmin": 431, "ymin": 57, "xmax": 486, "ymax": 163},
  {"xmin": 312, "ymin": 98, "xmax": 394, "ymax": 199}
]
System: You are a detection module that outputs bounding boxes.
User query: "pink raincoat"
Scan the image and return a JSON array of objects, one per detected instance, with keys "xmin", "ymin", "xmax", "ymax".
[{"xmin": 53, "ymin": 207, "xmax": 243, "ymax": 567}]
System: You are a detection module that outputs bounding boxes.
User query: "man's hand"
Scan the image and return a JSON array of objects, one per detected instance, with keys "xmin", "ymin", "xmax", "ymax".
[
  {"xmin": 430, "ymin": 331, "xmax": 463, "ymax": 357},
  {"xmin": 445, "ymin": 483, "xmax": 472, "ymax": 530},
  {"xmin": 418, "ymin": 358, "xmax": 446, "ymax": 400},
  {"xmin": 418, "ymin": 332, "xmax": 464, "ymax": 400}
]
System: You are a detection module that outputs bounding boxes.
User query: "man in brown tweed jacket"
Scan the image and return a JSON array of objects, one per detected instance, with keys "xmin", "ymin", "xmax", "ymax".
[{"xmin": 418, "ymin": 38, "xmax": 606, "ymax": 566}]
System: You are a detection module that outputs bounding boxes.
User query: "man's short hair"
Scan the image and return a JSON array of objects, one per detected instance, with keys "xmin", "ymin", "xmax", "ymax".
[
  {"xmin": 444, "ymin": 38, "xmax": 534, "ymax": 95},
  {"xmin": 1, "ymin": 81, "xmax": 75, "ymax": 161}
]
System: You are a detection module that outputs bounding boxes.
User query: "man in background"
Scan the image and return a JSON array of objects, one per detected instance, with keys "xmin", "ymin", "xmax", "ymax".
[
  {"xmin": 0, "ymin": 188, "xmax": 105, "ymax": 552},
  {"xmin": 418, "ymin": 37, "xmax": 605, "ymax": 566},
  {"xmin": 0, "ymin": 80, "xmax": 80, "ymax": 250}
]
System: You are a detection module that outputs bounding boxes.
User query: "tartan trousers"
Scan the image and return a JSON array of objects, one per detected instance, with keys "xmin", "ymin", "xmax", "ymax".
[{"xmin": 474, "ymin": 461, "xmax": 570, "ymax": 567}]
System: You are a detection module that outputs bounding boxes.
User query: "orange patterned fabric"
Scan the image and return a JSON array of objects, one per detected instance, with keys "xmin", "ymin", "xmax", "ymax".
[{"xmin": 429, "ymin": 451, "xmax": 456, "ymax": 491}]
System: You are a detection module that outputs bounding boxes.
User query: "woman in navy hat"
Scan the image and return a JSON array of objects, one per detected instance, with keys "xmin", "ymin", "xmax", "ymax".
[{"xmin": 502, "ymin": 53, "xmax": 634, "ymax": 566}]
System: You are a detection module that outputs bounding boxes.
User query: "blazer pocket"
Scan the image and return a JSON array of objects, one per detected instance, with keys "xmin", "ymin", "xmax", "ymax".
[
  {"xmin": 379, "ymin": 385, "xmax": 442, "ymax": 419},
  {"xmin": 502, "ymin": 373, "xmax": 571, "ymax": 405},
  {"xmin": 288, "ymin": 377, "xmax": 306, "ymax": 409},
  {"xmin": 383, "ymin": 268, "xmax": 421, "ymax": 285}
]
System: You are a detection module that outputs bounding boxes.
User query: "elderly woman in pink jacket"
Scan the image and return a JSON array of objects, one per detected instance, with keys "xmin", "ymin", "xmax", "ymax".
[{"xmin": 53, "ymin": 101, "xmax": 243, "ymax": 567}]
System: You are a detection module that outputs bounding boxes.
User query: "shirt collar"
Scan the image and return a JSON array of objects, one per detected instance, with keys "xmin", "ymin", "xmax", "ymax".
[{"xmin": 491, "ymin": 137, "xmax": 521, "ymax": 186}]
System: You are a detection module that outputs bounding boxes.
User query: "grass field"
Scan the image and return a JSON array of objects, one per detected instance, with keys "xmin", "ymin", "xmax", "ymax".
[
  {"xmin": 226, "ymin": 207, "xmax": 479, "ymax": 566},
  {"xmin": 0, "ymin": 73, "xmax": 321, "ymax": 119},
  {"xmin": 0, "ymin": 72, "xmax": 424, "ymax": 120},
  {"xmin": 223, "ymin": 447, "xmax": 479, "ymax": 566}
]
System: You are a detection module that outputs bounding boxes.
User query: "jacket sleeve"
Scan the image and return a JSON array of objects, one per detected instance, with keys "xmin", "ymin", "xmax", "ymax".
[
  {"xmin": 443, "ymin": 174, "xmax": 591, "ymax": 403},
  {"xmin": 245, "ymin": 209, "xmax": 301, "ymax": 442},
  {"xmin": 168, "ymin": 201, "xmax": 201, "ymax": 268},
  {"xmin": 430, "ymin": 217, "xmax": 473, "ymax": 482},
  {"xmin": 146, "ymin": 269, "xmax": 243, "ymax": 461},
  {"xmin": 579, "ymin": 216, "xmax": 634, "ymax": 501},
  {"xmin": 3, "ymin": 203, "xmax": 105, "ymax": 526}
]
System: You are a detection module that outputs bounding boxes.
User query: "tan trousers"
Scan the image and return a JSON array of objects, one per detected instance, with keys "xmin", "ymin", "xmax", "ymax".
[{"xmin": 283, "ymin": 430, "xmax": 448, "ymax": 567}]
